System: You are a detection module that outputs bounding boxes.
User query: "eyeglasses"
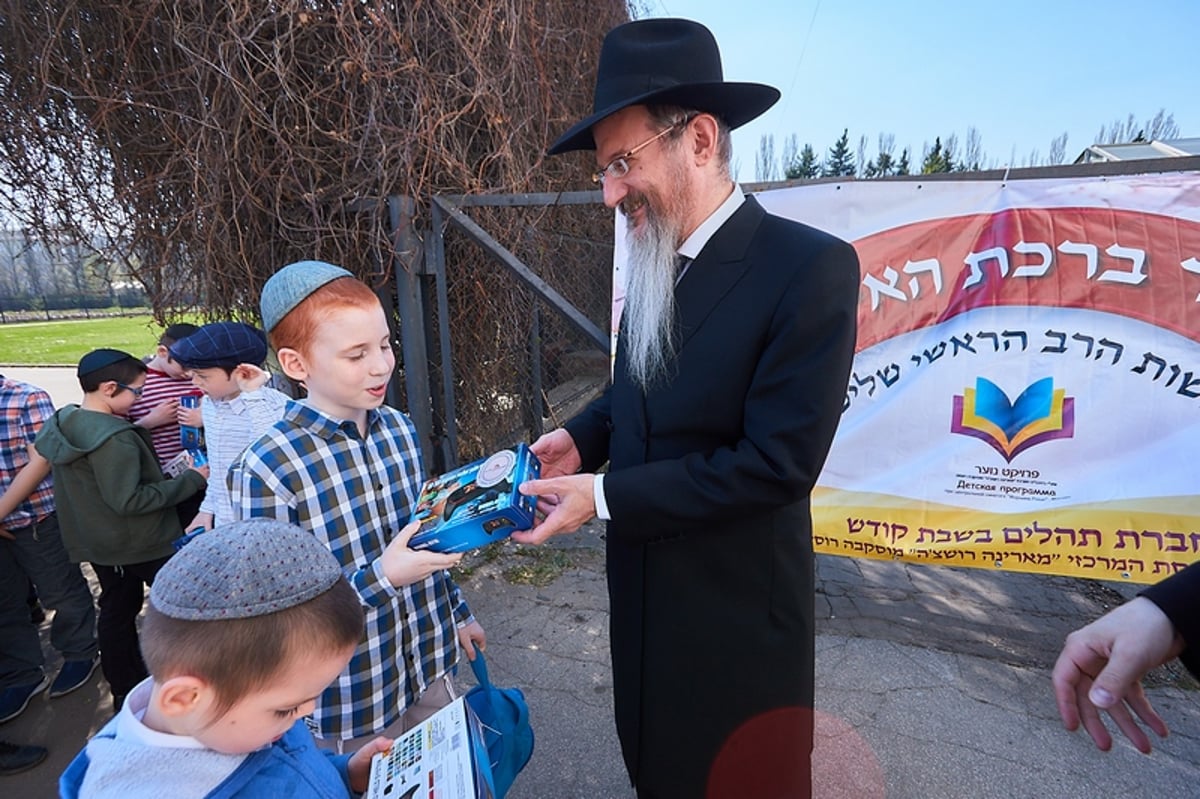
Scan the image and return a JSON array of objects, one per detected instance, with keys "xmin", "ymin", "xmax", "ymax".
[
  {"xmin": 591, "ymin": 115, "xmax": 694, "ymax": 185},
  {"xmin": 116, "ymin": 382, "xmax": 145, "ymax": 398}
]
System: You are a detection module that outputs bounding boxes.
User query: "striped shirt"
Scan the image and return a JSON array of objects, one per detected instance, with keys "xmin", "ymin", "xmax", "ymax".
[
  {"xmin": 228, "ymin": 401, "xmax": 472, "ymax": 740},
  {"xmin": 126, "ymin": 369, "xmax": 196, "ymax": 466},
  {"xmin": 199, "ymin": 386, "xmax": 291, "ymax": 527},
  {"xmin": 0, "ymin": 376, "xmax": 56, "ymax": 526}
]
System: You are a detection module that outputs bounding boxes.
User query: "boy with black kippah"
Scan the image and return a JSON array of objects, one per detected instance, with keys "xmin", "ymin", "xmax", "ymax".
[
  {"xmin": 60, "ymin": 519, "xmax": 391, "ymax": 798},
  {"xmin": 169, "ymin": 322, "xmax": 290, "ymax": 531},
  {"xmin": 34, "ymin": 349, "xmax": 209, "ymax": 711}
]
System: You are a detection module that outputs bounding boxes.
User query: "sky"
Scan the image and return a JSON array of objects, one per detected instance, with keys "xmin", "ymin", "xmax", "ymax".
[{"xmin": 638, "ymin": 0, "xmax": 1199, "ymax": 180}]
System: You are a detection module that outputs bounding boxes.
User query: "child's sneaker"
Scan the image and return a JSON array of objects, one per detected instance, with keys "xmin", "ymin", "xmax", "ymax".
[
  {"xmin": 0, "ymin": 675, "xmax": 50, "ymax": 723},
  {"xmin": 49, "ymin": 656, "xmax": 99, "ymax": 698}
]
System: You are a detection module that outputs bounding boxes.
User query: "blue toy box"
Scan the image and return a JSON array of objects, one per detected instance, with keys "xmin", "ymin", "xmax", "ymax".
[{"xmin": 409, "ymin": 444, "xmax": 540, "ymax": 553}]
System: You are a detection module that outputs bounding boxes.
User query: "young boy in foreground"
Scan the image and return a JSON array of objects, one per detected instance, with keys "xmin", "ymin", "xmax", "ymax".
[
  {"xmin": 59, "ymin": 519, "xmax": 390, "ymax": 798},
  {"xmin": 230, "ymin": 261, "xmax": 485, "ymax": 752}
]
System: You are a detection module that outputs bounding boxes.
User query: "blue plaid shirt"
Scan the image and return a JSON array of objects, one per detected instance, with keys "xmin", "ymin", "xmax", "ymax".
[{"xmin": 229, "ymin": 401, "xmax": 472, "ymax": 740}]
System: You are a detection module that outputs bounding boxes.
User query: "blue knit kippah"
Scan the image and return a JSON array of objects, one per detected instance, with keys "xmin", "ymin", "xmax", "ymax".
[
  {"xmin": 149, "ymin": 520, "xmax": 343, "ymax": 620},
  {"xmin": 260, "ymin": 261, "xmax": 353, "ymax": 333}
]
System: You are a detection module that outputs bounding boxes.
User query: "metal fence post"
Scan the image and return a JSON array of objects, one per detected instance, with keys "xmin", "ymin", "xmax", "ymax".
[{"xmin": 388, "ymin": 195, "xmax": 441, "ymax": 474}]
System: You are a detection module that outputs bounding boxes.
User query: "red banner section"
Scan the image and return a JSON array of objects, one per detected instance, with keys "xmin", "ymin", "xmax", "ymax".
[{"xmin": 853, "ymin": 208, "xmax": 1200, "ymax": 350}]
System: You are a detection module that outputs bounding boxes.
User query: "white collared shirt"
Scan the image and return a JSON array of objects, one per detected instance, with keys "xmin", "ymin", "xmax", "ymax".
[{"xmin": 593, "ymin": 183, "xmax": 747, "ymax": 520}]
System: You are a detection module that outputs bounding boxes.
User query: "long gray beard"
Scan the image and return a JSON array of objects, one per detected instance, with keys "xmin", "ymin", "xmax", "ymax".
[{"xmin": 622, "ymin": 211, "xmax": 681, "ymax": 392}]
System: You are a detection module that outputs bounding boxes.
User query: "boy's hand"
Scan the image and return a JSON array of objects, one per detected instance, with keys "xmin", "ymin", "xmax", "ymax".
[
  {"xmin": 187, "ymin": 458, "xmax": 211, "ymax": 480},
  {"xmin": 176, "ymin": 404, "xmax": 203, "ymax": 428},
  {"xmin": 233, "ymin": 363, "xmax": 271, "ymax": 393},
  {"xmin": 381, "ymin": 520, "xmax": 462, "ymax": 587},
  {"xmin": 347, "ymin": 735, "xmax": 392, "ymax": 793},
  {"xmin": 457, "ymin": 620, "xmax": 486, "ymax": 660},
  {"xmin": 140, "ymin": 398, "xmax": 179, "ymax": 429}
]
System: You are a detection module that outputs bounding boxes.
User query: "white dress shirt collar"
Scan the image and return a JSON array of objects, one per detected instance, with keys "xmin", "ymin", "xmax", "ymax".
[{"xmin": 677, "ymin": 183, "xmax": 745, "ymax": 261}]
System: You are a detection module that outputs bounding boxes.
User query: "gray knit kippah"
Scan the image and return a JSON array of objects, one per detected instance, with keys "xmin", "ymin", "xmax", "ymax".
[
  {"xmin": 260, "ymin": 260, "xmax": 353, "ymax": 333},
  {"xmin": 150, "ymin": 519, "xmax": 343, "ymax": 620}
]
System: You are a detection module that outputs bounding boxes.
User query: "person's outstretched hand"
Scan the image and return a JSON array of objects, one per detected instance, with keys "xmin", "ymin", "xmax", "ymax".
[
  {"xmin": 529, "ymin": 428, "xmax": 581, "ymax": 479},
  {"xmin": 514, "ymin": 473, "xmax": 595, "ymax": 545},
  {"xmin": 1051, "ymin": 596, "xmax": 1183, "ymax": 753}
]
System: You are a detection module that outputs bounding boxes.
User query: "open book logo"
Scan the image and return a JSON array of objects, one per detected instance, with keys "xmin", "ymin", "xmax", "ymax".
[{"xmin": 950, "ymin": 377, "xmax": 1074, "ymax": 462}]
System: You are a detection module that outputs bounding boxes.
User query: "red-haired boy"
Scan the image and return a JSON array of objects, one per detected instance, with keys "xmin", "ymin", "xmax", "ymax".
[{"xmin": 230, "ymin": 261, "xmax": 485, "ymax": 752}]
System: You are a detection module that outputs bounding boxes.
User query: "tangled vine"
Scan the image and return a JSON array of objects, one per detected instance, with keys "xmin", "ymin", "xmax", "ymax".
[{"xmin": 0, "ymin": 0, "xmax": 629, "ymax": 318}]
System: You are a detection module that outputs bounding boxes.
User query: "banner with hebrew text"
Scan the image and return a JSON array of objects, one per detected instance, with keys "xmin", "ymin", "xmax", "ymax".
[{"xmin": 751, "ymin": 172, "xmax": 1200, "ymax": 584}]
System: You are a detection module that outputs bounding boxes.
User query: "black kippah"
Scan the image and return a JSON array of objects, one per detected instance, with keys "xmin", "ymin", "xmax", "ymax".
[{"xmin": 77, "ymin": 348, "xmax": 134, "ymax": 377}]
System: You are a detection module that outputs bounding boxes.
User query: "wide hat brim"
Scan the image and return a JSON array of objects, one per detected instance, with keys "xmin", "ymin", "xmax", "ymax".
[{"xmin": 548, "ymin": 18, "xmax": 780, "ymax": 155}]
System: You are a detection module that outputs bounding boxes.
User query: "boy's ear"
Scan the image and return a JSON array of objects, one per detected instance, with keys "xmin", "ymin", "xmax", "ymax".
[
  {"xmin": 276, "ymin": 347, "xmax": 308, "ymax": 382},
  {"xmin": 156, "ymin": 344, "xmax": 171, "ymax": 359},
  {"xmin": 155, "ymin": 675, "xmax": 210, "ymax": 719}
]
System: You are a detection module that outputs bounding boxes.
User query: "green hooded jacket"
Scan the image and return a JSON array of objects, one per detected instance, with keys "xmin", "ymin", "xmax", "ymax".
[{"xmin": 34, "ymin": 405, "xmax": 206, "ymax": 566}]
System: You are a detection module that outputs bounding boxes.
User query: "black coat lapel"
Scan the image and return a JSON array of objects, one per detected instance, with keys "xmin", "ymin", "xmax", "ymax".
[{"xmin": 674, "ymin": 196, "xmax": 765, "ymax": 351}]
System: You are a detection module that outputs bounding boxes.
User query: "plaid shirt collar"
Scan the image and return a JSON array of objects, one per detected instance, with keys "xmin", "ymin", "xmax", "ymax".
[{"xmin": 288, "ymin": 401, "xmax": 385, "ymax": 441}]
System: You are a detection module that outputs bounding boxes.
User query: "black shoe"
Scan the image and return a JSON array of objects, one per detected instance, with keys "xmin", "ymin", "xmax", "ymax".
[{"xmin": 0, "ymin": 740, "xmax": 48, "ymax": 776}]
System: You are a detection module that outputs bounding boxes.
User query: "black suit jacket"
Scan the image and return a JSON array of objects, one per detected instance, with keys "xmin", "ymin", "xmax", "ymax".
[
  {"xmin": 565, "ymin": 196, "xmax": 859, "ymax": 797},
  {"xmin": 1141, "ymin": 560, "xmax": 1200, "ymax": 677}
]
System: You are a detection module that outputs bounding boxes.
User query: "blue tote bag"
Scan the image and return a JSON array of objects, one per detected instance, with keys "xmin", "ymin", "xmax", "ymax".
[{"xmin": 464, "ymin": 645, "xmax": 534, "ymax": 798}]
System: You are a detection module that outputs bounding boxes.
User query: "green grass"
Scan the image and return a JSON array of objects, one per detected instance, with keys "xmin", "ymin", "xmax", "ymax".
[{"xmin": 0, "ymin": 314, "xmax": 195, "ymax": 365}]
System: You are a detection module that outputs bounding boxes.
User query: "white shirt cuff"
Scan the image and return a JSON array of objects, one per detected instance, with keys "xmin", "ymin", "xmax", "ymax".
[{"xmin": 593, "ymin": 474, "xmax": 611, "ymax": 521}]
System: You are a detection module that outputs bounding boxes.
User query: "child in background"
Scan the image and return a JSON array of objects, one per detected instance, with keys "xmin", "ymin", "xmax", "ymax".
[
  {"xmin": 34, "ymin": 349, "xmax": 208, "ymax": 712},
  {"xmin": 0, "ymin": 374, "xmax": 98, "ymax": 723},
  {"xmin": 127, "ymin": 322, "xmax": 204, "ymax": 528},
  {"xmin": 168, "ymin": 322, "xmax": 290, "ymax": 531},
  {"xmin": 59, "ymin": 520, "xmax": 391, "ymax": 798},
  {"xmin": 128, "ymin": 322, "xmax": 200, "ymax": 466},
  {"xmin": 230, "ymin": 261, "xmax": 484, "ymax": 753}
]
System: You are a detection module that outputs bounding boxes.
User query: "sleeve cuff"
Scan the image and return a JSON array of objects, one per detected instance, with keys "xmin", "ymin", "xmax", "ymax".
[
  {"xmin": 593, "ymin": 473, "xmax": 611, "ymax": 521},
  {"xmin": 353, "ymin": 557, "xmax": 403, "ymax": 609}
]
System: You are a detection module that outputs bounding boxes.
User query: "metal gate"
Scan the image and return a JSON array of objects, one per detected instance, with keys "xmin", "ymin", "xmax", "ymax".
[{"xmin": 387, "ymin": 190, "xmax": 614, "ymax": 473}]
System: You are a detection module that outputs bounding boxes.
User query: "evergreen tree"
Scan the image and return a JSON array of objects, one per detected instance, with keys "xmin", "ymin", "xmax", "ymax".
[
  {"xmin": 921, "ymin": 137, "xmax": 952, "ymax": 173},
  {"xmin": 896, "ymin": 148, "xmax": 911, "ymax": 175},
  {"xmin": 785, "ymin": 143, "xmax": 820, "ymax": 179},
  {"xmin": 822, "ymin": 129, "xmax": 855, "ymax": 177},
  {"xmin": 867, "ymin": 133, "xmax": 897, "ymax": 178}
]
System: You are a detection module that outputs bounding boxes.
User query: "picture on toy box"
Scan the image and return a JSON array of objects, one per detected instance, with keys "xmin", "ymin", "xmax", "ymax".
[
  {"xmin": 365, "ymin": 696, "xmax": 495, "ymax": 799},
  {"xmin": 179, "ymin": 393, "xmax": 206, "ymax": 452},
  {"xmin": 408, "ymin": 444, "xmax": 540, "ymax": 554}
]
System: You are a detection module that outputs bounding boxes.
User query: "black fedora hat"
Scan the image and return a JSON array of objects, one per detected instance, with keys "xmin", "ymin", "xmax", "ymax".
[{"xmin": 548, "ymin": 18, "xmax": 780, "ymax": 155}]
